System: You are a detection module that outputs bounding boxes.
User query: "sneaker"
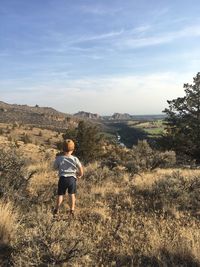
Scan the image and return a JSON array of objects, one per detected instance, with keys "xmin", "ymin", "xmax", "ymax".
[
  {"xmin": 69, "ymin": 210, "xmax": 75, "ymax": 217},
  {"xmin": 53, "ymin": 209, "xmax": 59, "ymax": 218}
]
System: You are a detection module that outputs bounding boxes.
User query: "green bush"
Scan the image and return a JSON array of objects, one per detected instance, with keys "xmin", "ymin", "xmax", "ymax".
[
  {"xmin": 62, "ymin": 121, "xmax": 104, "ymax": 163},
  {"xmin": 103, "ymin": 141, "xmax": 176, "ymax": 174}
]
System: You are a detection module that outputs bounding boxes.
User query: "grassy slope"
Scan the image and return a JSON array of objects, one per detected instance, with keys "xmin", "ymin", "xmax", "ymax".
[
  {"xmin": 131, "ymin": 119, "xmax": 165, "ymax": 137},
  {"xmin": 0, "ymin": 124, "xmax": 200, "ymax": 266}
]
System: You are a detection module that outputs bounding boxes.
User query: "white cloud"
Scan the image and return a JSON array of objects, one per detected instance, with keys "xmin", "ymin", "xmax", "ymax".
[
  {"xmin": 47, "ymin": 23, "xmax": 198, "ymax": 53},
  {"xmin": 1, "ymin": 72, "xmax": 195, "ymax": 115},
  {"xmin": 72, "ymin": 30, "xmax": 124, "ymax": 43},
  {"xmin": 52, "ymin": 23, "xmax": 200, "ymax": 53},
  {"xmin": 12, "ymin": 20, "xmax": 199, "ymax": 55},
  {"xmin": 118, "ymin": 24, "xmax": 200, "ymax": 49}
]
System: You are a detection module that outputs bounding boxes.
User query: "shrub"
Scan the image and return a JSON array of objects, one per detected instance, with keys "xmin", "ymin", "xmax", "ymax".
[
  {"xmin": 131, "ymin": 170, "xmax": 200, "ymax": 216},
  {"xmin": 12, "ymin": 122, "xmax": 19, "ymax": 130},
  {"xmin": 12, "ymin": 208, "xmax": 89, "ymax": 266},
  {"xmin": 62, "ymin": 121, "xmax": 104, "ymax": 163},
  {"xmin": 0, "ymin": 201, "xmax": 18, "ymax": 245},
  {"xmin": 21, "ymin": 134, "xmax": 32, "ymax": 144},
  {"xmin": 128, "ymin": 141, "xmax": 175, "ymax": 171},
  {"xmin": 0, "ymin": 148, "xmax": 30, "ymax": 202},
  {"xmin": 7, "ymin": 135, "xmax": 13, "ymax": 142},
  {"xmin": 0, "ymin": 201, "xmax": 19, "ymax": 266},
  {"xmin": 84, "ymin": 162, "xmax": 113, "ymax": 184},
  {"xmin": 154, "ymin": 150, "xmax": 176, "ymax": 168},
  {"xmin": 46, "ymin": 138, "xmax": 51, "ymax": 145},
  {"xmin": 6, "ymin": 129, "xmax": 11, "ymax": 134},
  {"xmin": 54, "ymin": 132, "xmax": 59, "ymax": 138},
  {"xmin": 103, "ymin": 141, "xmax": 176, "ymax": 174}
]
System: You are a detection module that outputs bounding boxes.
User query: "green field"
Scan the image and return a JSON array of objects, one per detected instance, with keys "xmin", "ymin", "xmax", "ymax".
[
  {"xmin": 102, "ymin": 119, "xmax": 166, "ymax": 147},
  {"xmin": 130, "ymin": 119, "xmax": 165, "ymax": 137}
]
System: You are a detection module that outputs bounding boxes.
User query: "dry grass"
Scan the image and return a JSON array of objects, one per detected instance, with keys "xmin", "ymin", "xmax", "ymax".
[
  {"xmin": 0, "ymin": 201, "xmax": 19, "ymax": 266},
  {"xmin": 0, "ymin": 201, "xmax": 19, "ymax": 245},
  {"xmin": 1, "ymin": 126, "xmax": 200, "ymax": 266}
]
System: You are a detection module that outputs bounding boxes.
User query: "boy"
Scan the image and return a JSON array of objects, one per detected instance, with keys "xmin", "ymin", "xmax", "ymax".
[{"xmin": 53, "ymin": 139, "xmax": 83, "ymax": 216}]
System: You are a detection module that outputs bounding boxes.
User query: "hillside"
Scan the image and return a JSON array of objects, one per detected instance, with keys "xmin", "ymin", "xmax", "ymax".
[
  {"xmin": 0, "ymin": 128, "xmax": 200, "ymax": 266},
  {"xmin": 0, "ymin": 101, "xmax": 78, "ymax": 129}
]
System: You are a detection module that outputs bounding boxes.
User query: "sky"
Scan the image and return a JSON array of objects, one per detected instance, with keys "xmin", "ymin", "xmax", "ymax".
[{"xmin": 0, "ymin": 0, "xmax": 200, "ymax": 115}]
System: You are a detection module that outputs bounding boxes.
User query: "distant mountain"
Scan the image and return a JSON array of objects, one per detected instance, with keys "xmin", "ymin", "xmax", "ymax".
[
  {"xmin": 74, "ymin": 111, "xmax": 101, "ymax": 120},
  {"xmin": 111, "ymin": 113, "xmax": 132, "ymax": 120},
  {"xmin": 0, "ymin": 101, "xmax": 78, "ymax": 129},
  {"xmin": 102, "ymin": 113, "xmax": 166, "ymax": 121},
  {"xmin": 0, "ymin": 101, "xmax": 166, "ymax": 129}
]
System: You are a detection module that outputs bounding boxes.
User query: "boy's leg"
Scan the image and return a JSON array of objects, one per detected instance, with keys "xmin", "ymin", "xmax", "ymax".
[
  {"xmin": 56, "ymin": 195, "xmax": 64, "ymax": 210},
  {"xmin": 54, "ymin": 195, "xmax": 64, "ymax": 215},
  {"xmin": 68, "ymin": 194, "xmax": 76, "ymax": 211},
  {"xmin": 54, "ymin": 177, "xmax": 67, "ymax": 215},
  {"xmin": 67, "ymin": 177, "xmax": 76, "ymax": 213}
]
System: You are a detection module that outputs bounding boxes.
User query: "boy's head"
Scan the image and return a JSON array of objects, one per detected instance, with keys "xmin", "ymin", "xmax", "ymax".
[{"xmin": 63, "ymin": 139, "xmax": 75, "ymax": 152}]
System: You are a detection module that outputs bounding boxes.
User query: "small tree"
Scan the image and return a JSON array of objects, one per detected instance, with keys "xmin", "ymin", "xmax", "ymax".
[{"xmin": 163, "ymin": 72, "xmax": 200, "ymax": 161}]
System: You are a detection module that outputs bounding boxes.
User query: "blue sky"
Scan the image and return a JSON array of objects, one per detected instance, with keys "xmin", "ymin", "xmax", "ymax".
[{"xmin": 1, "ymin": 0, "xmax": 200, "ymax": 115}]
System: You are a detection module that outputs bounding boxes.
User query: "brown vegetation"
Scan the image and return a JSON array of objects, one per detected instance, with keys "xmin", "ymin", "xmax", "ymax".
[
  {"xmin": 0, "ymin": 124, "xmax": 200, "ymax": 266},
  {"xmin": 0, "ymin": 101, "xmax": 77, "ymax": 129}
]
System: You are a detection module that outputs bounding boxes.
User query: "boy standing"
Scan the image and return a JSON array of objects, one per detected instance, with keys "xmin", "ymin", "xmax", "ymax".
[{"xmin": 53, "ymin": 139, "xmax": 83, "ymax": 216}]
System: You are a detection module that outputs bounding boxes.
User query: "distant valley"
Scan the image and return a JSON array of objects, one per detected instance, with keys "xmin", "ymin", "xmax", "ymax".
[{"xmin": 0, "ymin": 101, "xmax": 165, "ymax": 147}]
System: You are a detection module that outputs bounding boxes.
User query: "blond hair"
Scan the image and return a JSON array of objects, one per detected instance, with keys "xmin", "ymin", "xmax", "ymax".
[{"xmin": 63, "ymin": 139, "xmax": 75, "ymax": 152}]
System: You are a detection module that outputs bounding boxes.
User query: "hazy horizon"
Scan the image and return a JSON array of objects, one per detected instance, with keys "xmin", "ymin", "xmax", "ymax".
[
  {"xmin": 1, "ymin": 0, "xmax": 200, "ymax": 114},
  {"xmin": 0, "ymin": 99, "xmax": 166, "ymax": 117}
]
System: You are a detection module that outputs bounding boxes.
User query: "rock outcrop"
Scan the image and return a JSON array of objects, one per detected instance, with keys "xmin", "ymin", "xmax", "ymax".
[{"xmin": 74, "ymin": 111, "xmax": 101, "ymax": 120}]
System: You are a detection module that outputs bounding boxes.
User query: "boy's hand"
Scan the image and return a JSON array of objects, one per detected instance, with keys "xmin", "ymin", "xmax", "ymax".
[{"xmin": 77, "ymin": 165, "xmax": 84, "ymax": 178}]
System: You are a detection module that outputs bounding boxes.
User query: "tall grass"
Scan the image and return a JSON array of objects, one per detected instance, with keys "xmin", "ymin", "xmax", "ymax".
[
  {"xmin": 1, "ymin": 143, "xmax": 200, "ymax": 266},
  {"xmin": 0, "ymin": 201, "xmax": 18, "ymax": 245}
]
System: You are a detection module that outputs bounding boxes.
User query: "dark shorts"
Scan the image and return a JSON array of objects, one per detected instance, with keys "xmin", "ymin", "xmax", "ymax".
[{"xmin": 57, "ymin": 176, "xmax": 77, "ymax": 195}]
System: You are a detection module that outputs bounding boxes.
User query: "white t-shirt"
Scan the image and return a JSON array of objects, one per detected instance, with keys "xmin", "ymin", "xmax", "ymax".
[{"xmin": 53, "ymin": 155, "xmax": 82, "ymax": 178}]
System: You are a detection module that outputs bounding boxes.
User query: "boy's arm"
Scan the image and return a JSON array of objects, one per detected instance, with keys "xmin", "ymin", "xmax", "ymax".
[
  {"xmin": 77, "ymin": 164, "xmax": 84, "ymax": 178},
  {"xmin": 53, "ymin": 157, "xmax": 59, "ymax": 170},
  {"xmin": 75, "ymin": 157, "xmax": 83, "ymax": 178}
]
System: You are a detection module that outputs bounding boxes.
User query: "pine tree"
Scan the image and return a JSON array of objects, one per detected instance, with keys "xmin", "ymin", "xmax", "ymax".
[
  {"xmin": 63, "ymin": 121, "xmax": 104, "ymax": 163},
  {"xmin": 163, "ymin": 72, "xmax": 200, "ymax": 161}
]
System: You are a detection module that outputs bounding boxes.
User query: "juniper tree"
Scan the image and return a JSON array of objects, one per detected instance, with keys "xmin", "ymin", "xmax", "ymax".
[
  {"xmin": 62, "ymin": 121, "xmax": 104, "ymax": 163},
  {"xmin": 163, "ymin": 72, "xmax": 200, "ymax": 161}
]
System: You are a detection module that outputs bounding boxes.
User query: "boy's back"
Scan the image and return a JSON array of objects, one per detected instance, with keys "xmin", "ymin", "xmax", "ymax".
[{"xmin": 54, "ymin": 155, "xmax": 81, "ymax": 178}]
